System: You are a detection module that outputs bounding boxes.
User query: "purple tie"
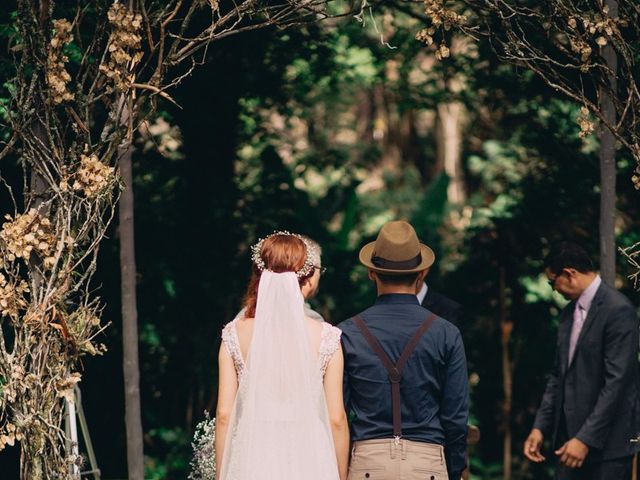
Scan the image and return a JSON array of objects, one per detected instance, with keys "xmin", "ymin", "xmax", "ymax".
[{"xmin": 568, "ymin": 302, "xmax": 584, "ymax": 365}]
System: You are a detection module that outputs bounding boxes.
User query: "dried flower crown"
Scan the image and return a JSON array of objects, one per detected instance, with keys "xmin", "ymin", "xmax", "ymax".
[{"xmin": 250, "ymin": 231, "xmax": 318, "ymax": 278}]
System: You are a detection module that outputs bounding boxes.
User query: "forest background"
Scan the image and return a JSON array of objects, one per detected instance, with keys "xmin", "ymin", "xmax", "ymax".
[{"xmin": 0, "ymin": 0, "xmax": 639, "ymax": 479}]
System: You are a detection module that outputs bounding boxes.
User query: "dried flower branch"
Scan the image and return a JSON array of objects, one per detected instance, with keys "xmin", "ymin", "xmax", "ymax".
[
  {"xmin": 445, "ymin": 0, "xmax": 640, "ymax": 179},
  {"xmin": 3, "ymin": 0, "xmax": 347, "ymax": 477},
  {"xmin": 410, "ymin": 0, "xmax": 640, "ymax": 284},
  {"xmin": 619, "ymin": 242, "xmax": 640, "ymax": 289},
  {"xmin": 415, "ymin": 0, "xmax": 468, "ymax": 59}
]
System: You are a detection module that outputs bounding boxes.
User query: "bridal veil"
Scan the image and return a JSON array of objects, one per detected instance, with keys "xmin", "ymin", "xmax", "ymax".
[{"xmin": 219, "ymin": 270, "xmax": 339, "ymax": 480}]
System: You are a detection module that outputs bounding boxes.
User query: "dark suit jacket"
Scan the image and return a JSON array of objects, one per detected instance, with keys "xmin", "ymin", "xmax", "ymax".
[
  {"xmin": 421, "ymin": 287, "xmax": 464, "ymax": 332},
  {"xmin": 533, "ymin": 281, "xmax": 640, "ymax": 462}
]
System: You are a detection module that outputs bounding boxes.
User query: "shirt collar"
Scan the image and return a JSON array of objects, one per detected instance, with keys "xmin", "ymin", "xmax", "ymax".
[
  {"xmin": 416, "ymin": 282, "xmax": 428, "ymax": 304},
  {"xmin": 577, "ymin": 275, "xmax": 601, "ymax": 312},
  {"xmin": 375, "ymin": 293, "xmax": 421, "ymax": 305}
]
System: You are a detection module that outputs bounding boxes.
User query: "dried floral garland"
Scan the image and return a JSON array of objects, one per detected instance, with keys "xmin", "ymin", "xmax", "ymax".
[{"xmin": 250, "ymin": 231, "xmax": 318, "ymax": 278}]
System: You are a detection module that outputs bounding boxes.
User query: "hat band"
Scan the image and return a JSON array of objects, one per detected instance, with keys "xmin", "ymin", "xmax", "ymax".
[{"xmin": 371, "ymin": 253, "xmax": 422, "ymax": 270}]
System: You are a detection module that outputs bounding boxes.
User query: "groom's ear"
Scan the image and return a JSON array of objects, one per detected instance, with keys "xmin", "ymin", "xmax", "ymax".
[
  {"xmin": 419, "ymin": 269, "xmax": 428, "ymax": 281},
  {"xmin": 368, "ymin": 270, "xmax": 377, "ymax": 282}
]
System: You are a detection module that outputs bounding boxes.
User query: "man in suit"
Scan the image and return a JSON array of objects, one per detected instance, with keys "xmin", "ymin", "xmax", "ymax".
[
  {"xmin": 524, "ymin": 242, "xmax": 640, "ymax": 479},
  {"xmin": 417, "ymin": 272, "xmax": 476, "ymax": 478},
  {"xmin": 417, "ymin": 280, "xmax": 463, "ymax": 331},
  {"xmin": 340, "ymin": 221, "xmax": 469, "ymax": 480}
]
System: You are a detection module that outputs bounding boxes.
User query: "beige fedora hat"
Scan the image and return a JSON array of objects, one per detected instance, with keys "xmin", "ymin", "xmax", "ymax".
[{"xmin": 359, "ymin": 221, "xmax": 435, "ymax": 274}]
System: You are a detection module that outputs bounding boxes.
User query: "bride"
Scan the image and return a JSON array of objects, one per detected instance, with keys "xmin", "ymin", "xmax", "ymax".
[{"xmin": 215, "ymin": 232, "xmax": 349, "ymax": 480}]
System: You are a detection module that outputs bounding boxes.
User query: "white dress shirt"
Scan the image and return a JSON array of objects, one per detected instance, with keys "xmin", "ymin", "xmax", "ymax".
[{"xmin": 416, "ymin": 282, "xmax": 428, "ymax": 304}]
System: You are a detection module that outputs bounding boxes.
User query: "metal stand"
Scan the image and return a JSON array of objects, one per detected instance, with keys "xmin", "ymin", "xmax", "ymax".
[{"xmin": 65, "ymin": 386, "xmax": 101, "ymax": 479}]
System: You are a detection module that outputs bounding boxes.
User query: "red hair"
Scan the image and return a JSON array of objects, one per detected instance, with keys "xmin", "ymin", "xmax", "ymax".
[{"xmin": 243, "ymin": 234, "xmax": 313, "ymax": 318}]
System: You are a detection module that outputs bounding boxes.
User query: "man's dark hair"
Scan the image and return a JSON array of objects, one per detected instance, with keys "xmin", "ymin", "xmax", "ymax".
[
  {"xmin": 544, "ymin": 242, "xmax": 595, "ymax": 275},
  {"xmin": 375, "ymin": 272, "xmax": 421, "ymax": 286}
]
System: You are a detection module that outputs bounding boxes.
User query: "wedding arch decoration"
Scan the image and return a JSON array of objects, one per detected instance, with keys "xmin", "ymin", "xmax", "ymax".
[{"xmin": 0, "ymin": 0, "xmax": 339, "ymax": 477}]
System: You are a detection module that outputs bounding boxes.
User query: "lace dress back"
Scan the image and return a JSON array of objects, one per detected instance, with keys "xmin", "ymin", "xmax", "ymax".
[{"xmin": 221, "ymin": 318, "xmax": 341, "ymax": 380}]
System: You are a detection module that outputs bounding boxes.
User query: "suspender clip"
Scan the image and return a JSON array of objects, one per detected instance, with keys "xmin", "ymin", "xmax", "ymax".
[{"xmin": 388, "ymin": 368, "xmax": 401, "ymax": 383}]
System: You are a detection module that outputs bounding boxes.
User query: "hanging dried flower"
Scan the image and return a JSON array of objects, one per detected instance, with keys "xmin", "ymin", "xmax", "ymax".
[
  {"xmin": 435, "ymin": 43, "xmax": 450, "ymax": 60},
  {"xmin": 415, "ymin": 29, "xmax": 434, "ymax": 46},
  {"xmin": 417, "ymin": 0, "xmax": 466, "ymax": 59},
  {"xmin": 56, "ymin": 373, "xmax": 82, "ymax": 402},
  {"xmin": 72, "ymin": 153, "xmax": 116, "ymax": 198},
  {"xmin": 46, "ymin": 19, "xmax": 74, "ymax": 104},
  {"xmin": 99, "ymin": 3, "xmax": 143, "ymax": 93},
  {"xmin": 0, "ymin": 273, "xmax": 29, "ymax": 318},
  {"xmin": 569, "ymin": 38, "xmax": 593, "ymax": 63},
  {"xmin": 0, "ymin": 209, "xmax": 55, "ymax": 265},
  {"xmin": 0, "ymin": 422, "xmax": 23, "ymax": 451},
  {"xmin": 577, "ymin": 106, "xmax": 595, "ymax": 138},
  {"xmin": 567, "ymin": 9, "xmax": 621, "ymax": 68},
  {"xmin": 632, "ymin": 165, "xmax": 640, "ymax": 191},
  {"xmin": 424, "ymin": 0, "xmax": 466, "ymax": 30}
]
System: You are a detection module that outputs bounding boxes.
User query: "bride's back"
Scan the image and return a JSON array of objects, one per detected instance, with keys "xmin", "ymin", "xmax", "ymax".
[
  {"xmin": 216, "ymin": 233, "xmax": 346, "ymax": 480},
  {"xmin": 235, "ymin": 315, "xmax": 326, "ymax": 364}
]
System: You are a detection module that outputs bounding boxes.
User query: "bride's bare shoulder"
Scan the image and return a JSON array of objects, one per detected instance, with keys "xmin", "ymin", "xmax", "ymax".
[
  {"xmin": 236, "ymin": 316, "xmax": 254, "ymax": 328},
  {"xmin": 305, "ymin": 316, "xmax": 325, "ymax": 334}
]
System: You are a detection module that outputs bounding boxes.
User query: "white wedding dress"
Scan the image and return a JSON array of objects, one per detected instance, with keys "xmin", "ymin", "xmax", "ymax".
[{"xmin": 219, "ymin": 271, "xmax": 342, "ymax": 480}]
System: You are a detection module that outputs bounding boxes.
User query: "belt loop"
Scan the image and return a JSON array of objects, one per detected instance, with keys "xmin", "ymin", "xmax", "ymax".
[
  {"xmin": 401, "ymin": 439, "xmax": 407, "ymax": 460},
  {"xmin": 389, "ymin": 439, "xmax": 396, "ymax": 459},
  {"xmin": 440, "ymin": 445, "xmax": 444, "ymax": 465},
  {"xmin": 351, "ymin": 443, "xmax": 356, "ymax": 458}
]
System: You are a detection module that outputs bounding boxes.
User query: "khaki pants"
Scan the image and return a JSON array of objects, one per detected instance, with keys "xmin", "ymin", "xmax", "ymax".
[{"xmin": 348, "ymin": 438, "xmax": 449, "ymax": 480}]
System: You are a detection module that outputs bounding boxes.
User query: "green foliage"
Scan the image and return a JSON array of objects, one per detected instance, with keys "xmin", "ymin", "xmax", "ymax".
[
  {"xmin": 2, "ymin": 2, "xmax": 638, "ymax": 478},
  {"xmin": 109, "ymin": 9, "xmax": 637, "ymax": 479},
  {"xmin": 0, "ymin": 10, "xmax": 17, "ymax": 143},
  {"xmin": 144, "ymin": 427, "xmax": 190, "ymax": 480}
]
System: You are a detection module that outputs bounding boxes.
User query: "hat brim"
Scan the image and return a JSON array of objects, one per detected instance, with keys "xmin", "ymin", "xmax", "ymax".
[{"xmin": 358, "ymin": 242, "xmax": 435, "ymax": 274}]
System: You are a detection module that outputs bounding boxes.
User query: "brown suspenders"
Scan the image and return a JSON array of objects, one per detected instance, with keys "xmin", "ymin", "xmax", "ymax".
[{"xmin": 352, "ymin": 313, "xmax": 436, "ymax": 440}]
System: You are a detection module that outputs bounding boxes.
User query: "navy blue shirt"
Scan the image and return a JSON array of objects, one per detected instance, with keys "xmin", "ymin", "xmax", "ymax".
[{"xmin": 339, "ymin": 294, "xmax": 469, "ymax": 480}]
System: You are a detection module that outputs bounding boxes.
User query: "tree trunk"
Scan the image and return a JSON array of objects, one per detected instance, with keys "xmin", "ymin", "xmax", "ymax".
[
  {"xmin": 20, "ymin": 108, "xmax": 49, "ymax": 480},
  {"xmin": 118, "ymin": 101, "xmax": 144, "ymax": 480},
  {"xmin": 499, "ymin": 266, "xmax": 513, "ymax": 480},
  {"xmin": 436, "ymin": 102, "xmax": 465, "ymax": 205},
  {"xmin": 599, "ymin": 0, "xmax": 618, "ymax": 286},
  {"xmin": 21, "ymin": 433, "xmax": 45, "ymax": 480}
]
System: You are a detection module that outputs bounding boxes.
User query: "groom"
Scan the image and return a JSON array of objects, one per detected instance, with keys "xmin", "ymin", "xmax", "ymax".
[{"xmin": 340, "ymin": 221, "xmax": 469, "ymax": 480}]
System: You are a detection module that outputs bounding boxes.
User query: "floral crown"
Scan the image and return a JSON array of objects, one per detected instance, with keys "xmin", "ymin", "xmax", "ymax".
[{"xmin": 250, "ymin": 231, "xmax": 318, "ymax": 278}]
